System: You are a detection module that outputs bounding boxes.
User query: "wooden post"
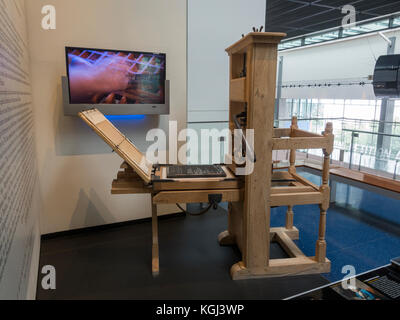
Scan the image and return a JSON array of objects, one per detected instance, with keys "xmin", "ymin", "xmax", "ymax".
[
  {"xmin": 316, "ymin": 122, "xmax": 333, "ymax": 263},
  {"xmin": 219, "ymin": 53, "xmax": 246, "ymax": 247},
  {"xmin": 285, "ymin": 117, "xmax": 298, "ymax": 233},
  {"xmin": 151, "ymin": 195, "xmax": 160, "ymax": 276},
  {"xmin": 241, "ymin": 43, "xmax": 272, "ymax": 271},
  {"xmin": 289, "ymin": 116, "xmax": 298, "ymax": 175},
  {"xmin": 315, "ymin": 208, "xmax": 327, "ymax": 263},
  {"xmin": 286, "ymin": 116, "xmax": 298, "ymax": 229},
  {"xmin": 224, "ymin": 33, "xmax": 287, "ymax": 279},
  {"xmin": 285, "ymin": 206, "xmax": 294, "ymax": 230},
  {"xmin": 218, "ymin": 205, "xmax": 235, "ymax": 246}
]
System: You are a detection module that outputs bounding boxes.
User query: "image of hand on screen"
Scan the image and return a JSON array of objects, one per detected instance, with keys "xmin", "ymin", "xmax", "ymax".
[
  {"xmin": 68, "ymin": 54, "xmax": 130, "ymax": 103},
  {"xmin": 66, "ymin": 48, "xmax": 166, "ymax": 104}
]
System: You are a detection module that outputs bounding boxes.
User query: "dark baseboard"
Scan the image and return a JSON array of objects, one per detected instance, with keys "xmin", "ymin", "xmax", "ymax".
[{"xmin": 41, "ymin": 212, "xmax": 186, "ymax": 240}]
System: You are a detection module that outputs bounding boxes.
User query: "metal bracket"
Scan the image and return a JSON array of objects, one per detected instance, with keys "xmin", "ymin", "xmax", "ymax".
[{"xmin": 378, "ymin": 32, "xmax": 393, "ymax": 47}]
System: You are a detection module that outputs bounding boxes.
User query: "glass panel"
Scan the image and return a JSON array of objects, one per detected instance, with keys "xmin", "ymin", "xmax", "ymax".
[
  {"xmin": 393, "ymin": 16, "xmax": 400, "ymax": 27},
  {"xmin": 278, "ymin": 39, "xmax": 302, "ymax": 50},
  {"xmin": 278, "ymin": 98, "xmax": 400, "ymax": 179},
  {"xmin": 304, "ymin": 31, "xmax": 339, "ymax": 45},
  {"xmin": 342, "ymin": 19, "xmax": 390, "ymax": 37},
  {"xmin": 279, "ymin": 16, "xmax": 395, "ymax": 51}
]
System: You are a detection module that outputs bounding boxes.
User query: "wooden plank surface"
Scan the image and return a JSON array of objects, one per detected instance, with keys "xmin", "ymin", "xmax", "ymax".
[
  {"xmin": 79, "ymin": 109, "xmax": 153, "ymax": 184},
  {"xmin": 226, "ymin": 32, "xmax": 286, "ymax": 55}
]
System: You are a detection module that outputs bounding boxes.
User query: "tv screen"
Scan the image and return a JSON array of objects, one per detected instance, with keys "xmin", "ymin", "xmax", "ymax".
[{"xmin": 66, "ymin": 47, "xmax": 166, "ymax": 105}]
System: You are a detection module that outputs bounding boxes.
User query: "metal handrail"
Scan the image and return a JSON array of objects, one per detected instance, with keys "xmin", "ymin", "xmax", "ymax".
[
  {"xmin": 342, "ymin": 129, "xmax": 400, "ymax": 138},
  {"xmin": 276, "ymin": 117, "xmax": 400, "ymax": 126},
  {"xmin": 187, "ymin": 118, "xmax": 400, "ymax": 180}
]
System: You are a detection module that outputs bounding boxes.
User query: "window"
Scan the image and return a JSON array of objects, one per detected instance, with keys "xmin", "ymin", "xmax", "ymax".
[
  {"xmin": 304, "ymin": 31, "xmax": 339, "ymax": 45},
  {"xmin": 279, "ymin": 99, "xmax": 400, "ymax": 177},
  {"xmin": 342, "ymin": 19, "xmax": 390, "ymax": 38},
  {"xmin": 279, "ymin": 14, "xmax": 400, "ymax": 51}
]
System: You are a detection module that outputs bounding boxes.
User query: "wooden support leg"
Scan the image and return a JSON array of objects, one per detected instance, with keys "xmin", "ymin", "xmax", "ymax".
[
  {"xmin": 151, "ymin": 197, "xmax": 159, "ymax": 276},
  {"xmin": 288, "ymin": 117, "xmax": 298, "ymax": 176},
  {"xmin": 218, "ymin": 203, "xmax": 236, "ymax": 246},
  {"xmin": 270, "ymin": 206, "xmax": 299, "ymax": 240},
  {"xmin": 285, "ymin": 206, "xmax": 294, "ymax": 230},
  {"xmin": 315, "ymin": 208, "xmax": 327, "ymax": 263},
  {"xmin": 316, "ymin": 124, "xmax": 332, "ymax": 264},
  {"xmin": 218, "ymin": 231, "xmax": 235, "ymax": 246}
]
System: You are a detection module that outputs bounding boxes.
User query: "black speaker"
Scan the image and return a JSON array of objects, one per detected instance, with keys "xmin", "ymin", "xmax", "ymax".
[{"xmin": 373, "ymin": 54, "xmax": 400, "ymax": 98}]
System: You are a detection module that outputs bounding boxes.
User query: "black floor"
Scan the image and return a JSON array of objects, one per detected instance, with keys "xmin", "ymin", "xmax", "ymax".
[{"xmin": 37, "ymin": 205, "xmax": 329, "ymax": 300}]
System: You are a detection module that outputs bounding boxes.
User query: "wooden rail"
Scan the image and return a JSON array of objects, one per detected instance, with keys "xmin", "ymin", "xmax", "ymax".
[{"xmin": 329, "ymin": 167, "xmax": 400, "ymax": 194}]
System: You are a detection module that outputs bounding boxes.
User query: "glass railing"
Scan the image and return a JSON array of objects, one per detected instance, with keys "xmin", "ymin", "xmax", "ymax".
[
  {"xmin": 343, "ymin": 129, "xmax": 400, "ymax": 179},
  {"xmin": 187, "ymin": 117, "xmax": 400, "ymax": 181},
  {"xmin": 275, "ymin": 117, "xmax": 400, "ymax": 180},
  {"xmin": 278, "ymin": 12, "xmax": 400, "ymax": 51}
]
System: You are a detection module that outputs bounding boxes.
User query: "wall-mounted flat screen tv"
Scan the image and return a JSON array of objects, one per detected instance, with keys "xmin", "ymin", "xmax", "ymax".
[{"xmin": 63, "ymin": 47, "xmax": 169, "ymax": 115}]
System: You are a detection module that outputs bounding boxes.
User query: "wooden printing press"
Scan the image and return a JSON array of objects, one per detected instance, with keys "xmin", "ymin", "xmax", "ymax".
[{"xmin": 79, "ymin": 32, "xmax": 334, "ymax": 280}]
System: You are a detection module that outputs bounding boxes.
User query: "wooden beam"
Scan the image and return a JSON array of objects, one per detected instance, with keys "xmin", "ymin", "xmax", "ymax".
[
  {"xmin": 275, "ymin": 231, "xmax": 305, "ymax": 258},
  {"xmin": 270, "ymin": 227, "xmax": 299, "ymax": 240},
  {"xmin": 230, "ymin": 257, "xmax": 330, "ymax": 280},
  {"xmin": 241, "ymin": 42, "xmax": 277, "ymax": 271},
  {"xmin": 272, "ymin": 137, "xmax": 331, "ymax": 151},
  {"xmin": 274, "ymin": 128, "xmax": 291, "ymax": 138},
  {"xmin": 267, "ymin": 257, "xmax": 330, "ymax": 275},
  {"xmin": 152, "ymin": 189, "xmax": 243, "ymax": 204},
  {"xmin": 292, "ymin": 129, "xmax": 323, "ymax": 138},
  {"xmin": 271, "ymin": 186, "xmax": 315, "ymax": 194},
  {"xmin": 270, "ymin": 192, "xmax": 323, "ymax": 206},
  {"xmin": 152, "ymin": 179, "xmax": 241, "ymax": 192},
  {"xmin": 291, "ymin": 172, "xmax": 320, "ymax": 190},
  {"xmin": 111, "ymin": 178, "xmax": 151, "ymax": 194}
]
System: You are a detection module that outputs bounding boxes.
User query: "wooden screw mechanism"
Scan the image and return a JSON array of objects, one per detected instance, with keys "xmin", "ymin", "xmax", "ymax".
[{"xmin": 79, "ymin": 32, "xmax": 334, "ymax": 280}]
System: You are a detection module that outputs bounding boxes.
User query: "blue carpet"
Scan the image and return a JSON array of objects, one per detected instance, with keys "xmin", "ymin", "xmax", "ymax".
[{"xmin": 271, "ymin": 169, "xmax": 400, "ymax": 282}]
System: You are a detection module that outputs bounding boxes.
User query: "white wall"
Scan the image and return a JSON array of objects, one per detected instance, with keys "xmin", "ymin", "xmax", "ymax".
[
  {"xmin": 0, "ymin": 0, "xmax": 41, "ymax": 300},
  {"xmin": 187, "ymin": 0, "xmax": 266, "ymax": 123},
  {"xmin": 25, "ymin": 0, "xmax": 187, "ymax": 234},
  {"xmin": 279, "ymin": 29, "xmax": 400, "ymax": 100}
]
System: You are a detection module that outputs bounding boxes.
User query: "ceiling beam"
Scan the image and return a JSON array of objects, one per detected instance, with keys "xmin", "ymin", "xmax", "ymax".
[
  {"xmin": 266, "ymin": 0, "xmax": 400, "ymax": 38},
  {"xmin": 361, "ymin": 1, "xmax": 400, "ymax": 14},
  {"xmin": 271, "ymin": 0, "xmax": 364, "ymax": 27}
]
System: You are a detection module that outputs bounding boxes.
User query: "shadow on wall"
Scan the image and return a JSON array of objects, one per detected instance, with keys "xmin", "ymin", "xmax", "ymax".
[
  {"xmin": 71, "ymin": 188, "xmax": 116, "ymax": 229},
  {"xmin": 53, "ymin": 82, "xmax": 162, "ymax": 156}
]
